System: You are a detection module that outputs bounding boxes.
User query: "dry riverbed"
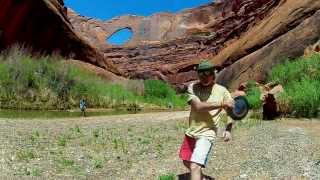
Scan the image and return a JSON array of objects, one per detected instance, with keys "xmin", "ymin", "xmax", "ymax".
[{"xmin": 0, "ymin": 111, "xmax": 319, "ymax": 179}]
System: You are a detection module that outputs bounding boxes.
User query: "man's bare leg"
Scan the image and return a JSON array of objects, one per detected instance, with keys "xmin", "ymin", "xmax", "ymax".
[
  {"xmin": 183, "ymin": 160, "xmax": 191, "ymax": 170},
  {"xmin": 190, "ymin": 162, "xmax": 202, "ymax": 180}
]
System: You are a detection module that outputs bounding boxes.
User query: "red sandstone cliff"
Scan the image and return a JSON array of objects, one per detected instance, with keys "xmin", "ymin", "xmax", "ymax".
[
  {"xmin": 69, "ymin": 0, "xmax": 320, "ymax": 90},
  {"xmin": 1, "ymin": 0, "xmax": 320, "ymax": 91},
  {"xmin": 0, "ymin": 0, "xmax": 119, "ymax": 75}
]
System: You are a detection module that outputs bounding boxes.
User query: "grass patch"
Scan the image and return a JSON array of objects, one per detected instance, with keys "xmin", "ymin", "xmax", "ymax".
[
  {"xmin": 57, "ymin": 135, "xmax": 67, "ymax": 147},
  {"xmin": 30, "ymin": 130, "xmax": 40, "ymax": 144},
  {"xmin": 144, "ymin": 80, "xmax": 187, "ymax": 108},
  {"xmin": 245, "ymin": 81, "xmax": 262, "ymax": 110},
  {"xmin": 235, "ymin": 118, "xmax": 262, "ymax": 129},
  {"xmin": 31, "ymin": 168, "xmax": 42, "ymax": 176},
  {"xmin": 54, "ymin": 156, "xmax": 85, "ymax": 176},
  {"xmin": 268, "ymin": 54, "xmax": 320, "ymax": 117},
  {"xmin": 159, "ymin": 173, "xmax": 176, "ymax": 180},
  {"xmin": 60, "ymin": 158, "xmax": 75, "ymax": 167},
  {"xmin": 16, "ymin": 149, "xmax": 36, "ymax": 162},
  {"xmin": 0, "ymin": 46, "xmax": 187, "ymax": 111},
  {"xmin": 92, "ymin": 157, "xmax": 104, "ymax": 169},
  {"xmin": 15, "ymin": 167, "xmax": 42, "ymax": 176}
]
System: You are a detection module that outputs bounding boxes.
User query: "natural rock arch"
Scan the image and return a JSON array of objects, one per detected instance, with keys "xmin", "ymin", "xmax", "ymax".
[{"xmin": 106, "ymin": 27, "xmax": 133, "ymax": 45}]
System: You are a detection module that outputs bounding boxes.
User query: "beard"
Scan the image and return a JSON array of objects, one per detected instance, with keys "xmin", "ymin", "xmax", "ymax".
[{"xmin": 200, "ymin": 79, "xmax": 214, "ymax": 87}]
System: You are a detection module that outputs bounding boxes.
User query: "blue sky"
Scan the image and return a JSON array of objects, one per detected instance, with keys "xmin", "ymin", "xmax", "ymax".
[{"xmin": 65, "ymin": 0, "xmax": 212, "ymax": 45}]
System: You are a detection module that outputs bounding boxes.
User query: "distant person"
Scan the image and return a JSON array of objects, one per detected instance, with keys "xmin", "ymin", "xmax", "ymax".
[
  {"xmin": 80, "ymin": 98, "xmax": 87, "ymax": 117},
  {"xmin": 179, "ymin": 60, "xmax": 234, "ymax": 180},
  {"xmin": 168, "ymin": 102, "xmax": 173, "ymax": 110}
]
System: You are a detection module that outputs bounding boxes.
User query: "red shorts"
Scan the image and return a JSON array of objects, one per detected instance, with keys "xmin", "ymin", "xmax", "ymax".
[
  {"xmin": 179, "ymin": 135, "xmax": 196, "ymax": 161},
  {"xmin": 179, "ymin": 135, "xmax": 213, "ymax": 167}
]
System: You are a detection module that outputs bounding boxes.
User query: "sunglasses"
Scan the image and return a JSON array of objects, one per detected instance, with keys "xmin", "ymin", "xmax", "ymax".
[{"xmin": 198, "ymin": 70, "xmax": 214, "ymax": 76}]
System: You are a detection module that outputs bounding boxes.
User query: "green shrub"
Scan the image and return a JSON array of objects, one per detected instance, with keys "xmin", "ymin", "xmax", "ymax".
[
  {"xmin": 31, "ymin": 168, "xmax": 42, "ymax": 176},
  {"xmin": 16, "ymin": 149, "xmax": 36, "ymax": 162},
  {"xmin": 246, "ymin": 81, "xmax": 262, "ymax": 110},
  {"xmin": 0, "ymin": 47, "xmax": 187, "ymax": 110},
  {"xmin": 159, "ymin": 173, "xmax": 175, "ymax": 180},
  {"xmin": 269, "ymin": 54, "xmax": 320, "ymax": 86},
  {"xmin": 144, "ymin": 80, "xmax": 176, "ymax": 99},
  {"xmin": 278, "ymin": 78, "xmax": 320, "ymax": 118},
  {"xmin": 268, "ymin": 53, "xmax": 320, "ymax": 117},
  {"xmin": 144, "ymin": 79, "xmax": 187, "ymax": 108}
]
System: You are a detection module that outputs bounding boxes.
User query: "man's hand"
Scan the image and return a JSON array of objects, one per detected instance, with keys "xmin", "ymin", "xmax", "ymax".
[
  {"xmin": 222, "ymin": 99, "xmax": 235, "ymax": 110},
  {"xmin": 223, "ymin": 131, "xmax": 232, "ymax": 142}
]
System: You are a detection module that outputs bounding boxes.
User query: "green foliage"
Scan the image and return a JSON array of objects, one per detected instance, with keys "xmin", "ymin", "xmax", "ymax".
[
  {"xmin": 16, "ymin": 149, "xmax": 36, "ymax": 162},
  {"xmin": 93, "ymin": 158, "xmax": 103, "ymax": 169},
  {"xmin": 276, "ymin": 78, "xmax": 320, "ymax": 118},
  {"xmin": 269, "ymin": 54, "xmax": 320, "ymax": 117},
  {"xmin": 56, "ymin": 157, "xmax": 75, "ymax": 167},
  {"xmin": 31, "ymin": 168, "xmax": 42, "ymax": 176},
  {"xmin": 159, "ymin": 173, "xmax": 176, "ymax": 180},
  {"xmin": 61, "ymin": 158, "xmax": 75, "ymax": 167},
  {"xmin": 57, "ymin": 135, "xmax": 67, "ymax": 147},
  {"xmin": 246, "ymin": 81, "xmax": 262, "ymax": 110},
  {"xmin": 0, "ymin": 48, "xmax": 187, "ymax": 110},
  {"xmin": 15, "ymin": 167, "xmax": 42, "ymax": 176},
  {"xmin": 143, "ymin": 80, "xmax": 187, "ymax": 108},
  {"xmin": 235, "ymin": 118, "xmax": 262, "ymax": 129},
  {"xmin": 269, "ymin": 55, "xmax": 320, "ymax": 86},
  {"xmin": 144, "ymin": 79, "xmax": 176, "ymax": 99},
  {"xmin": 30, "ymin": 130, "xmax": 40, "ymax": 144}
]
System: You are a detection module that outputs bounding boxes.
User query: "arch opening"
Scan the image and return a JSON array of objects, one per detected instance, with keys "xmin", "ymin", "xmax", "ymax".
[{"xmin": 106, "ymin": 27, "xmax": 133, "ymax": 45}]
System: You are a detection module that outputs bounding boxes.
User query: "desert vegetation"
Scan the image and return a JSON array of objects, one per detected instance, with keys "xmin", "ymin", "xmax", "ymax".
[
  {"xmin": 269, "ymin": 53, "xmax": 320, "ymax": 118},
  {"xmin": 245, "ymin": 53, "xmax": 320, "ymax": 118},
  {"xmin": 0, "ymin": 46, "xmax": 187, "ymax": 111}
]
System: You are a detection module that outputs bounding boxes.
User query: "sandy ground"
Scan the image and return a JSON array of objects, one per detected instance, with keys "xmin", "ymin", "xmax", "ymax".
[{"xmin": 0, "ymin": 111, "xmax": 319, "ymax": 179}]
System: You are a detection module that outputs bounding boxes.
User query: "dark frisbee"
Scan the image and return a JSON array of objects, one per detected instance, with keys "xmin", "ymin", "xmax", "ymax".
[{"xmin": 227, "ymin": 96, "xmax": 249, "ymax": 120}]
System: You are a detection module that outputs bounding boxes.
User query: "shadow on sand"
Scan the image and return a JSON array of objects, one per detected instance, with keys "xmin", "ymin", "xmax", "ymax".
[{"xmin": 177, "ymin": 173, "xmax": 214, "ymax": 180}]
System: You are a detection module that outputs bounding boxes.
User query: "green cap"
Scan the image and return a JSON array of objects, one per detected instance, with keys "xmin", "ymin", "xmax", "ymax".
[{"xmin": 197, "ymin": 60, "xmax": 214, "ymax": 71}]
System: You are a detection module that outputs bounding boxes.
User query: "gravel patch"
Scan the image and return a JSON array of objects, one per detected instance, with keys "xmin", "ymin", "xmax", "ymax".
[{"xmin": 0, "ymin": 113, "xmax": 319, "ymax": 179}]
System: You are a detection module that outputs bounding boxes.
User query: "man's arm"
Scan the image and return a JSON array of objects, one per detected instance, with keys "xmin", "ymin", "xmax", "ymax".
[
  {"xmin": 225, "ymin": 122, "xmax": 233, "ymax": 132},
  {"xmin": 189, "ymin": 98, "xmax": 235, "ymax": 112},
  {"xmin": 189, "ymin": 99, "xmax": 225, "ymax": 112},
  {"xmin": 187, "ymin": 83, "xmax": 233, "ymax": 112},
  {"xmin": 190, "ymin": 97, "xmax": 234, "ymax": 141},
  {"xmin": 223, "ymin": 88, "xmax": 235, "ymax": 141},
  {"xmin": 223, "ymin": 122, "xmax": 233, "ymax": 142}
]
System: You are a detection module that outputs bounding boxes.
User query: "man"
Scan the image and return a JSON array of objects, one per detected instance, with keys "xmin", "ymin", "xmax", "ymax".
[
  {"xmin": 80, "ymin": 98, "xmax": 87, "ymax": 117},
  {"xmin": 179, "ymin": 60, "xmax": 234, "ymax": 180}
]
